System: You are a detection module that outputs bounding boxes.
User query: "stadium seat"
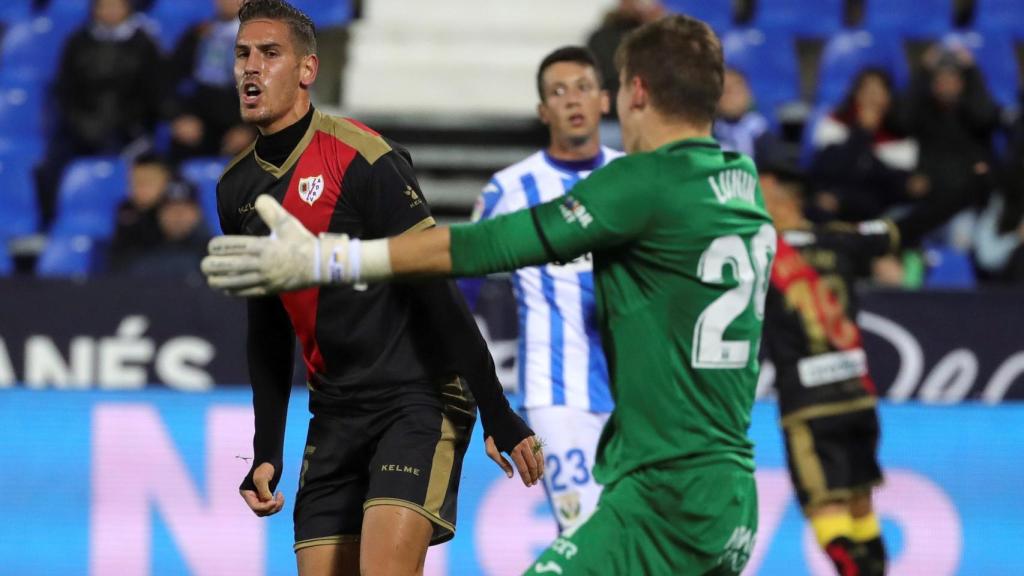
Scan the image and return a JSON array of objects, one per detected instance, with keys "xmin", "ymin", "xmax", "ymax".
[
  {"xmin": 0, "ymin": 153, "xmax": 40, "ymax": 239},
  {"xmin": 863, "ymin": 0, "xmax": 954, "ymax": 38},
  {"xmin": 290, "ymin": 0, "xmax": 353, "ymax": 28},
  {"xmin": 0, "ymin": 246, "xmax": 12, "ymax": 276},
  {"xmin": 0, "ymin": 3, "xmax": 31, "ymax": 24},
  {"xmin": 722, "ymin": 28, "xmax": 800, "ymax": 121},
  {"xmin": 662, "ymin": 0, "xmax": 732, "ymax": 32},
  {"xmin": 49, "ymin": 157, "xmax": 128, "ymax": 240},
  {"xmin": 0, "ymin": 16, "xmax": 73, "ymax": 83},
  {"xmin": 924, "ymin": 245, "xmax": 977, "ymax": 288},
  {"xmin": 147, "ymin": 0, "xmax": 213, "ymax": 51},
  {"xmin": 974, "ymin": 0, "xmax": 1024, "ymax": 37},
  {"xmin": 35, "ymin": 234, "xmax": 96, "ymax": 278},
  {"xmin": 754, "ymin": 0, "xmax": 844, "ymax": 37},
  {"xmin": 816, "ymin": 30, "xmax": 909, "ymax": 107},
  {"xmin": 0, "ymin": 80, "xmax": 44, "ymax": 137},
  {"xmin": 941, "ymin": 31, "xmax": 1019, "ymax": 108},
  {"xmin": 181, "ymin": 157, "xmax": 227, "ymax": 235},
  {"xmin": 799, "ymin": 103, "xmax": 833, "ymax": 167},
  {"xmin": 46, "ymin": 0, "xmax": 89, "ymax": 24}
]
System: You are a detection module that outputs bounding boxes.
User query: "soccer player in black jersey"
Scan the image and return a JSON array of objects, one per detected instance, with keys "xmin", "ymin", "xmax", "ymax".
[
  {"xmin": 217, "ymin": 2, "xmax": 543, "ymax": 575},
  {"xmin": 759, "ymin": 158, "xmax": 891, "ymax": 576}
]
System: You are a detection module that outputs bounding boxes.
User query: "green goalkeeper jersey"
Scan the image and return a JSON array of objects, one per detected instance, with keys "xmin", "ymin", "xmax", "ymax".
[{"xmin": 450, "ymin": 137, "xmax": 775, "ymax": 485}]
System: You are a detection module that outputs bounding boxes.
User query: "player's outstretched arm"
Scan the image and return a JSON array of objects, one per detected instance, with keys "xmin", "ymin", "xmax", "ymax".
[{"xmin": 202, "ymin": 195, "xmax": 559, "ymax": 295}]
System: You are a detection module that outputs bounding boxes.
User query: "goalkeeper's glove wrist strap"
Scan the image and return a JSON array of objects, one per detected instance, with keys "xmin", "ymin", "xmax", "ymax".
[{"xmin": 320, "ymin": 235, "xmax": 392, "ymax": 284}]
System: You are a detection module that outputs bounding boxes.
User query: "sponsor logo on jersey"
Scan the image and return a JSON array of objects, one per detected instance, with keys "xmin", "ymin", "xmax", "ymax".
[
  {"xmin": 533, "ymin": 561, "xmax": 564, "ymax": 574},
  {"xmin": 709, "ymin": 169, "xmax": 757, "ymax": 206},
  {"xmin": 717, "ymin": 526, "xmax": 756, "ymax": 572},
  {"xmin": 554, "ymin": 491, "xmax": 582, "ymax": 525},
  {"xmin": 403, "ymin": 185, "xmax": 423, "ymax": 208},
  {"xmin": 379, "ymin": 463, "xmax": 422, "ymax": 476},
  {"xmin": 298, "ymin": 175, "xmax": 325, "ymax": 206},
  {"xmin": 559, "ymin": 195, "xmax": 593, "ymax": 228}
]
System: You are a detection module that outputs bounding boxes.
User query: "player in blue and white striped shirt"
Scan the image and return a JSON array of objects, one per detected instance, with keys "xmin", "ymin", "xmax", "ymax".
[{"xmin": 471, "ymin": 46, "xmax": 622, "ymax": 532}]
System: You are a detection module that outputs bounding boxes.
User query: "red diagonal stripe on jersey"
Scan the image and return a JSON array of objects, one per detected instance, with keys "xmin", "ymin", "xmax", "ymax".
[
  {"xmin": 279, "ymin": 132, "xmax": 358, "ymax": 378},
  {"xmin": 770, "ymin": 236, "xmax": 876, "ymax": 395}
]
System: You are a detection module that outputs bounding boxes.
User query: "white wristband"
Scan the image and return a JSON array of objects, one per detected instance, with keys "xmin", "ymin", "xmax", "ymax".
[{"xmin": 358, "ymin": 238, "xmax": 393, "ymax": 282}]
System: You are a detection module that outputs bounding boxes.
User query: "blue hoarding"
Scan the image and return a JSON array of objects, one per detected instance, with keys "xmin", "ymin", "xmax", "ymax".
[{"xmin": 0, "ymin": 389, "xmax": 1021, "ymax": 575}]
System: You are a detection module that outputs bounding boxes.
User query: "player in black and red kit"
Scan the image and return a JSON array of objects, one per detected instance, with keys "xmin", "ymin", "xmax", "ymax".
[
  {"xmin": 216, "ymin": 2, "xmax": 543, "ymax": 575},
  {"xmin": 759, "ymin": 158, "xmax": 893, "ymax": 576}
]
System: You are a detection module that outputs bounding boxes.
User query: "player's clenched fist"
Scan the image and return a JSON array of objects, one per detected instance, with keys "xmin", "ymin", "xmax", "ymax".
[{"xmin": 240, "ymin": 462, "xmax": 285, "ymax": 517}]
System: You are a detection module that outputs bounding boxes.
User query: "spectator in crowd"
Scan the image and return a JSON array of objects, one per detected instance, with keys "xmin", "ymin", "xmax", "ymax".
[
  {"xmin": 714, "ymin": 67, "xmax": 772, "ymax": 159},
  {"xmin": 166, "ymin": 0, "xmax": 255, "ymax": 161},
  {"xmin": 37, "ymin": 0, "xmax": 163, "ymax": 227},
  {"xmin": 113, "ymin": 179, "xmax": 211, "ymax": 278},
  {"xmin": 809, "ymin": 68, "xmax": 927, "ymax": 223},
  {"xmin": 896, "ymin": 44, "xmax": 1000, "ymax": 246},
  {"xmin": 108, "ymin": 155, "xmax": 172, "ymax": 272},
  {"xmin": 973, "ymin": 131, "xmax": 1024, "ymax": 284}
]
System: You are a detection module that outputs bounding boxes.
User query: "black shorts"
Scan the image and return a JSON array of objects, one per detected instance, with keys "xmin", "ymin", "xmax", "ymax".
[
  {"xmin": 782, "ymin": 407, "xmax": 883, "ymax": 511},
  {"xmin": 293, "ymin": 378, "xmax": 476, "ymax": 551}
]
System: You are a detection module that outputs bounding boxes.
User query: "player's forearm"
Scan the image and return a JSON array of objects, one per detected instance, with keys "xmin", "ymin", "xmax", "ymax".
[
  {"xmin": 244, "ymin": 299, "xmax": 295, "ymax": 492},
  {"xmin": 386, "ymin": 226, "xmax": 454, "ymax": 276},
  {"xmin": 407, "ymin": 278, "xmax": 531, "ymax": 451}
]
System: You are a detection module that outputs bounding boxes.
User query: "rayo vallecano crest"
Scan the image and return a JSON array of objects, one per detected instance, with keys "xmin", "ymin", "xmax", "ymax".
[{"xmin": 298, "ymin": 174, "xmax": 325, "ymax": 206}]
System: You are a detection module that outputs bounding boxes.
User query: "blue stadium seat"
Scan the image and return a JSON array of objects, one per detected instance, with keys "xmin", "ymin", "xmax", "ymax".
[
  {"xmin": 662, "ymin": 0, "xmax": 733, "ymax": 32},
  {"xmin": 0, "ymin": 153, "xmax": 40, "ymax": 239},
  {"xmin": 754, "ymin": 0, "xmax": 844, "ymax": 37},
  {"xmin": 0, "ymin": 2, "xmax": 31, "ymax": 23},
  {"xmin": 924, "ymin": 245, "xmax": 977, "ymax": 288},
  {"xmin": 0, "ymin": 80, "xmax": 44, "ymax": 137},
  {"xmin": 817, "ymin": 30, "xmax": 909, "ymax": 107},
  {"xmin": 0, "ymin": 246, "xmax": 12, "ymax": 276},
  {"xmin": 50, "ymin": 157, "xmax": 128, "ymax": 240},
  {"xmin": 974, "ymin": 0, "xmax": 1024, "ymax": 37},
  {"xmin": 147, "ymin": 0, "xmax": 213, "ymax": 51},
  {"xmin": 799, "ymin": 103, "xmax": 833, "ymax": 167},
  {"xmin": 290, "ymin": 0, "xmax": 353, "ymax": 28},
  {"xmin": 722, "ymin": 28, "xmax": 800, "ymax": 121},
  {"xmin": 942, "ymin": 31, "xmax": 1019, "ymax": 108},
  {"xmin": 181, "ymin": 157, "xmax": 227, "ymax": 235},
  {"xmin": 35, "ymin": 235, "xmax": 96, "ymax": 278},
  {"xmin": 864, "ymin": 0, "xmax": 954, "ymax": 38},
  {"xmin": 0, "ymin": 16, "xmax": 73, "ymax": 83},
  {"xmin": 46, "ymin": 0, "xmax": 89, "ymax": 24}
]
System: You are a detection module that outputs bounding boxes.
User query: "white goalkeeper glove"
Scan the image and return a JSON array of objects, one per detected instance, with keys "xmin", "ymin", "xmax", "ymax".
[{"xmin": 201, "ymin": 195, "xmax": 392, "ymax": 297}]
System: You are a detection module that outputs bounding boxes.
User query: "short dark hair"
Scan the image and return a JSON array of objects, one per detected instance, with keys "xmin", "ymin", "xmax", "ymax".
[
  {"xmin": 238, "ymin": 0, "xmax": 317, "ymax": 55},
  {"xmin": 614, "ymin": 15, "xmax": 724, "ymax": 125},
  {"xmin": 536, "ymin": 46, "xmax": 603, "ymax": 101}
]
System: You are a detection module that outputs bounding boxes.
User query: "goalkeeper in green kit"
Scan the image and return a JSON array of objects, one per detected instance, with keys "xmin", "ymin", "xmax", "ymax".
[{"xmin": 203, "ymin": 14, "xmax": 775, "ymax": 576}]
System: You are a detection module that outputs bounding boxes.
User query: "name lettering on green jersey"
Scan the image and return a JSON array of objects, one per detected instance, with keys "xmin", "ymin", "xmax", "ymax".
[{"xmin": 708, "ymin": 170, "xmax": 757, "ymax": 206}]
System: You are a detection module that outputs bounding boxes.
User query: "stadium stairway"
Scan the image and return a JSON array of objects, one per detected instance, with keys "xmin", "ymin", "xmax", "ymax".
[{"xmin": 342, "ymin": 0, "xmax": 616, "ymax": 119}]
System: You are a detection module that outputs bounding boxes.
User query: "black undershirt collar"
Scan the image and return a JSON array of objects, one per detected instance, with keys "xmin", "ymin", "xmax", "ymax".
[{"xmin": 255, "ymin": 105, "xmax": 315, "ymax": 168}]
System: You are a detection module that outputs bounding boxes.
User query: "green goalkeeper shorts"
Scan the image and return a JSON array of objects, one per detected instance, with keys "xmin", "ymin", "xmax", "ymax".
[{"xmin": 524, "ymin": 458, "xmax": 758, "ymax": 575}]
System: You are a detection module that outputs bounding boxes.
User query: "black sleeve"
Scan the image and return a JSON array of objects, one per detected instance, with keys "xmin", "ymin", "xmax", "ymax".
[
  {"xmin": 358, "ymin": 147, "xmax": 435, "ymax": 238},
  {"xmin": 408, "ymin": 278, "xmax": 534, "ymax": 452},
  {"xmin": 239, "ymin": 295, "xmax": 296, "ymax": 493},
  {"xmin": 358, "ymin": 145, "xmax": 533, "ymax": 451}
]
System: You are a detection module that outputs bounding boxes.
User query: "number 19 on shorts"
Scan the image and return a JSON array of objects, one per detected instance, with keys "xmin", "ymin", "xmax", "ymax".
[{"xmin": 693, "ymin": 224, "xmax": 776, "ymax": 369}]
